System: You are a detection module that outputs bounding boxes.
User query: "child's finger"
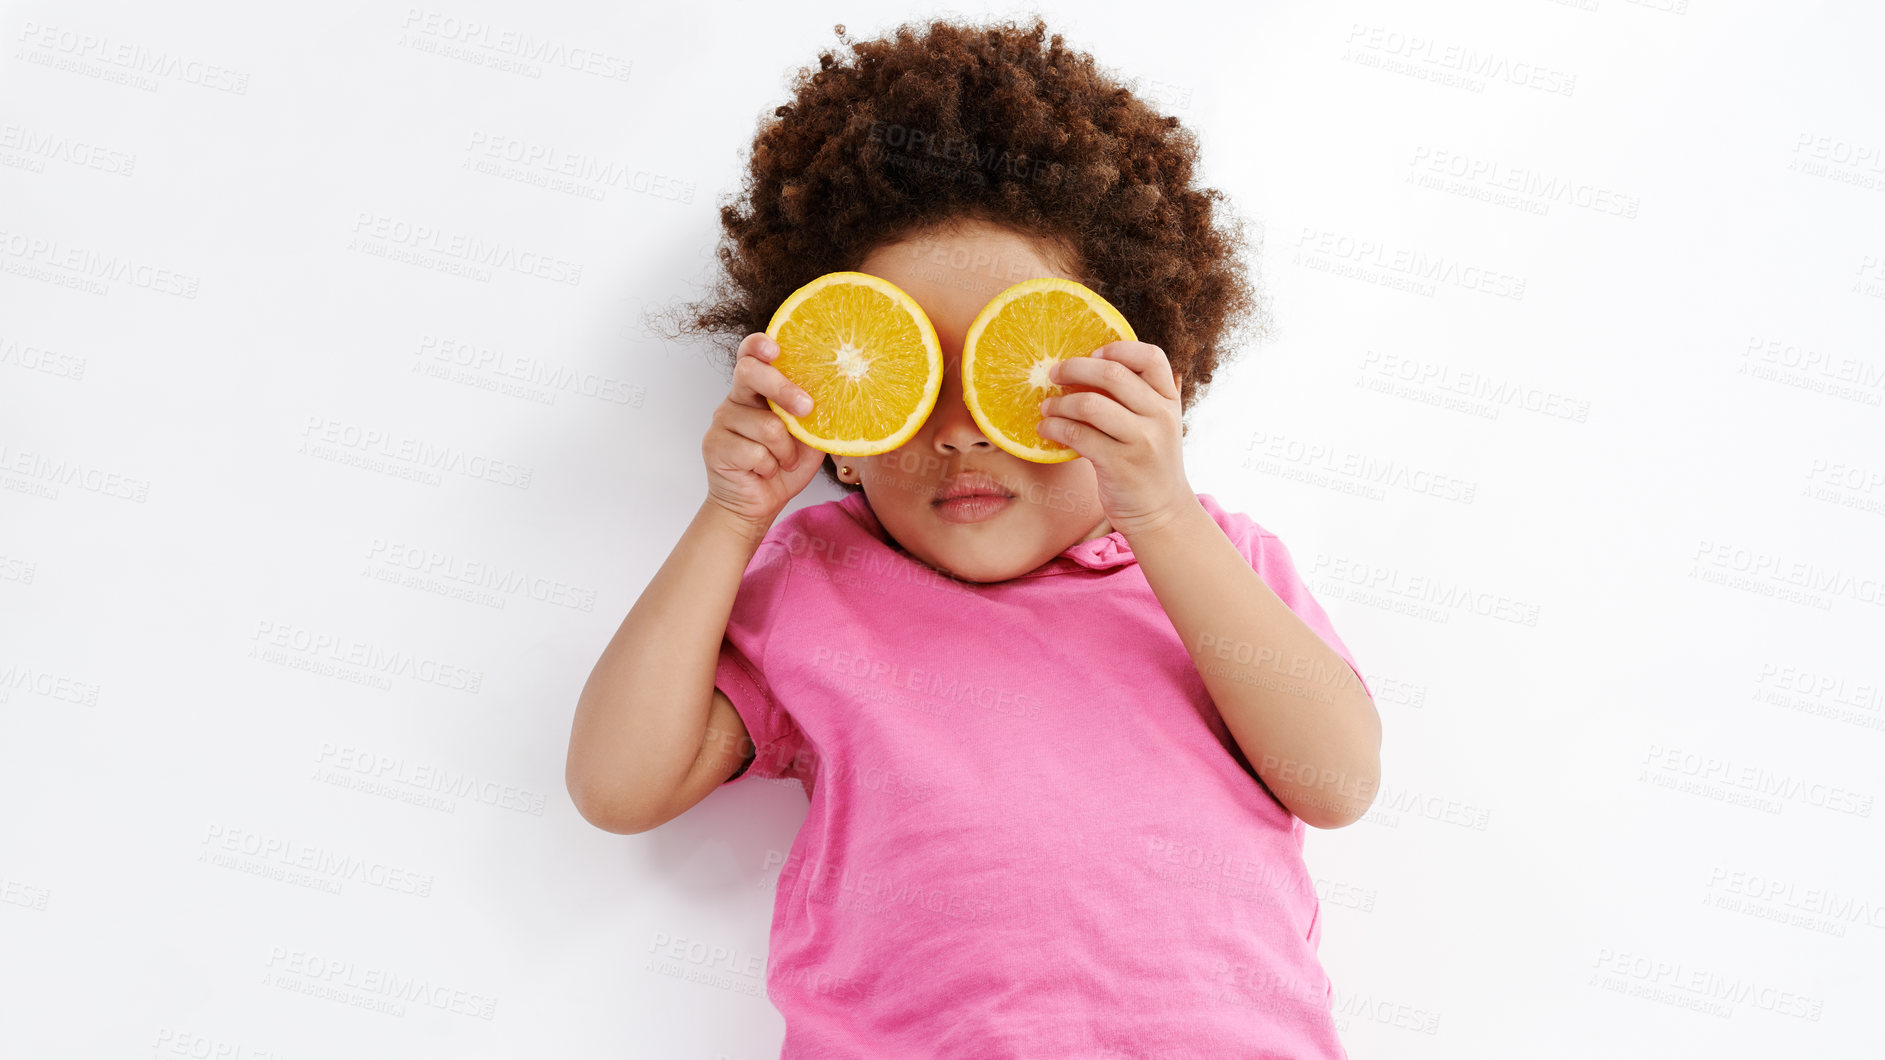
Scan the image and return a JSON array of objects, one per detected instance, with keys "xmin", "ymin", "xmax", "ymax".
[
  {"xmin": 1048, "ymin": 350, "xmax": 1167, "ymax": 419},
  {"xmin": 727, "ymin": 404, "xmax": 805, "ymax": 473},
  {"xmin": 730, "ymin": 346, "xmax": 815, "ymax": 416}
]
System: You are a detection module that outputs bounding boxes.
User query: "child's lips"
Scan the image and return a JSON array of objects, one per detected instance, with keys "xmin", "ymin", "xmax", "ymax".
[
  {"xmin": 932, "ymin": 494, "xmax": 1012, "ymax": 523},
  {"xmin": 932, "ymin": 470, "xmax": 1013, "ymax": 505}
]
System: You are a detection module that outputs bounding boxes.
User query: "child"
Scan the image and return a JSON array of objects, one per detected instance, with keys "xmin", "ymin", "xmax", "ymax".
[{"xmin": 569, "ymin": 17, "xmax": 1381, "ymax": 1059}]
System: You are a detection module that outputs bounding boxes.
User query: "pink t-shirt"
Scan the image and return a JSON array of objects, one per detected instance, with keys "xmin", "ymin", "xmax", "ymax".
[{"xmin": 714, "ymin": 489, "xmax": 1370, "ymax": 1059}]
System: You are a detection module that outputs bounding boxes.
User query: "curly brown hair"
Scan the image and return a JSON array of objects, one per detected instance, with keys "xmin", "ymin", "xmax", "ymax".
[{"xmin": 654, "ymin": 15, "xmax": 1269, "ymax": 490}]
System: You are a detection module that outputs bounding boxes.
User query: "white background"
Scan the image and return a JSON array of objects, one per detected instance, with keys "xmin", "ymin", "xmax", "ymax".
[{"xmin": 3, "ymin": 1, "xmax": 1883, "ymax": 1057}]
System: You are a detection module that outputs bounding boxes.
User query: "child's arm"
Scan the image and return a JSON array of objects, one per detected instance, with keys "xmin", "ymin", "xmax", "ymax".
[
  {"xmin": 1130, "ymin": 500, "xmax": 1382, "ymax": 829},
  {"xmin": 1038, "ymin": 343, "xmax": 1380, "ymax": 829},
  {"xmin": 566, "ymin": 500, "xmax": 768, "ymax": 834},
  {"xmin": 566, "ymin": 332, "xmax": 824, "ymax": 834}
]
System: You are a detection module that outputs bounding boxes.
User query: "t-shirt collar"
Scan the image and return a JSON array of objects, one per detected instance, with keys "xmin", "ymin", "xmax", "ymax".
[{"xmin": 1055, "ymin": 527, "xmax": 1136, "ymax": 570}]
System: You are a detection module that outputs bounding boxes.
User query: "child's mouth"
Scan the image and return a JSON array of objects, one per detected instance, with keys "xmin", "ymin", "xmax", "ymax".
[
  {"xmin": 932, "ymin": 494, "xmax": 1012, "ymax": 523},
  {"xmin": 932, "ymin": 471, "xmax": 1016, "ymax": 524}
]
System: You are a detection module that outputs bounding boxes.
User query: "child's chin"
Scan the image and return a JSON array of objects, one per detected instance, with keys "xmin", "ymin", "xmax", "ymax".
[{"xmin": 920, "ymin": 545, "xmax": 1020, "ymax": 585}]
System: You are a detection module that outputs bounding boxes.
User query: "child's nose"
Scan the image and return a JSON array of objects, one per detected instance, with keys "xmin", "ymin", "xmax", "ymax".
[
  {"xmin": 928, "ymin": 357, "xmax": 995, "ymax": 453},
  {"xmin": 930, "ymin": 399, "xmax": 995, "ymax": 454}
]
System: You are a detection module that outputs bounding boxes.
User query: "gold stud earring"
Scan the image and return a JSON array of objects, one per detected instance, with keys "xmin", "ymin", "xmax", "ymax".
[{"xmin": 840, "ymin": 465, "xmax": 852, "ymax": 478}]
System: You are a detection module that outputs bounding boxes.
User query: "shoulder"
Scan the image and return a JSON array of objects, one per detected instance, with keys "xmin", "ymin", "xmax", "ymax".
[
  {"xmin": 1194, "ymin": 492, "xmax": 1315, "ymax": 585},
  {"xmin": 1194, "ymin": 491, "xmax": 1277, "ymax": 548},
  {"xmin": 749, "ymin": 494, "xmax": 874, "ymax": 560}
]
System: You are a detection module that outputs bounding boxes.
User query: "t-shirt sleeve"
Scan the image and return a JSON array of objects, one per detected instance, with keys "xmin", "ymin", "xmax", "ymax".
[
  {"xmin": 714, "ymin": 542, "xmax": 811, "ymax": 788},
  {"xmin": 1217, "ymin": 507, "xmax": 1373, "ymax": 701}
]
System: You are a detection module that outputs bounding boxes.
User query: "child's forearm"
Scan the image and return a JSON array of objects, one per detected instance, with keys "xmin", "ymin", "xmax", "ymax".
[
  {"xmin": 1127, "ymin": 499, "xmax": 1382, "ymax": 828},
  {"xmin": 567, "ymin": 498, "xmax": 769, "ymax": 832}
]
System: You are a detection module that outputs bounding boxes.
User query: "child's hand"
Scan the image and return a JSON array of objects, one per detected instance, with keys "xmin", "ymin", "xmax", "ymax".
[
  {"xmin": 703, "ymin": 333, "xmax": 826, "ymax": 536},
  {"xmin": 1037, "ymin": 342, "xmax": 1195, "ymax": 538}
]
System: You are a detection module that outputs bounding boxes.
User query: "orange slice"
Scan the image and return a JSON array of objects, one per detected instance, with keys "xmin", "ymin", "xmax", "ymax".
[
  {"xmin": 763, "ymin": 271, "xmax": 944, "ymax": 457},
  {"xmin": 961, "ymin": 277, "xmax": 1137, "ymax": 463}
]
